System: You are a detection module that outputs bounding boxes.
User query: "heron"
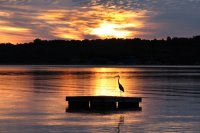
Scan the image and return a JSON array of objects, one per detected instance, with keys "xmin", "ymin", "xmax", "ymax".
[{"xmin": 117, "ymin": 75, "xmax": 125, "ymax": 96}]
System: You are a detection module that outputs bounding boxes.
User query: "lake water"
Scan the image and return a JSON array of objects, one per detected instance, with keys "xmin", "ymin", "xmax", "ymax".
[{"xmin": 0, "ymin": 66, "xmax": 200, "ymax": 133}]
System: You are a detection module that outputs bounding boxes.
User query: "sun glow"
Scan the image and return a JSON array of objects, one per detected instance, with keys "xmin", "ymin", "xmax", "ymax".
[
  {"xmin": 35, "ymin": 6, "xmax": 146, "ymax": 40},
  {"xmin": 0, "ymin": 3, "xmax": 149, "ymax": 43},
  {"xmin": 91, "ymin": 22, "xmax": 131, "ymax": 38}
]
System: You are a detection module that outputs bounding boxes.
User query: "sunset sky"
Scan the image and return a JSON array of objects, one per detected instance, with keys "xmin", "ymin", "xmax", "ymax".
[{"xmin": 0, "ymin": 0, "xmax": 200, "ymax": 44}]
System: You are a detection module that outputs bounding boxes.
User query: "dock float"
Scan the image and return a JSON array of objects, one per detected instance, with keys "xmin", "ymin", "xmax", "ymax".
[{"xmin": 66, "ymin": 96, "xmax": 142, "ymax": 110}]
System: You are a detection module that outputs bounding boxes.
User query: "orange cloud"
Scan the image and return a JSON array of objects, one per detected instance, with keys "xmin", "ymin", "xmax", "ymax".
[
  {"xmin": 0, "ymin": 0, "xmax": 199, "ymax": 43},
  {"xmin": 0, "ymin": 2, "xmax": 154, "ymax": 43},
  {"xmin": 0, "ymin": 26, "xmax": 30, "ymax": 32},
  {"xmin": 36, "ymin": 6, "xmax": 149, "ymax": 40}
]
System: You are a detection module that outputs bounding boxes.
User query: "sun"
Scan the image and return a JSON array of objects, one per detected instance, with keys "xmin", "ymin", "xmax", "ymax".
[{"xmin": 90, "ymin": 21, "xmax": 131, "ymax": 38}]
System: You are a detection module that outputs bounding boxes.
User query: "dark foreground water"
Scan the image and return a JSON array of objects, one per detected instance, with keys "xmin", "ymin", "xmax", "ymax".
[{"xmin": 0, "ymin": 66, "xmax": 200, "ymax": 133}]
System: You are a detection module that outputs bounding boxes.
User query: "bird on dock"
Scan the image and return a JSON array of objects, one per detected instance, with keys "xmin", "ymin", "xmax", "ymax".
[{"xmin": 117, "ymin": 75, "xmax": 125, "ymax": 96}]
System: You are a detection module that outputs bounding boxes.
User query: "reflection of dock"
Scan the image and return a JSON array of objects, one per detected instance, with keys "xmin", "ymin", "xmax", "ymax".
[{"xmin": 66, "ymin": 96, "xmax": 142, "ymax": 111}]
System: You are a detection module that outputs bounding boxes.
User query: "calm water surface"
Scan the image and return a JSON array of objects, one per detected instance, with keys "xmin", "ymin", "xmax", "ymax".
[{"xmin": 0, "ymin": 66, "xmax": 200, "ymax": 133}]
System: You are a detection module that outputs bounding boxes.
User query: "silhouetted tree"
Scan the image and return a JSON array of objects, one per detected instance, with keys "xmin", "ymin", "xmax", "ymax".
[
  {"xmin": 0, "ymin": 36, "xmax": 200, "ymax": 65},
  {"xmin": 33, "ymin": 38, "xmax": 42, "ymax": 45},
  {"xmin": 167, "ymin": 36, "xmax": 172, "ymax": 41}
]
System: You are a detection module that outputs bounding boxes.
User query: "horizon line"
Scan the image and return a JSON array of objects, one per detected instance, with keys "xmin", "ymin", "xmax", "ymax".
[{"xmin": 1, "ymin": 35, "xmax": 200, "ymax": 45}]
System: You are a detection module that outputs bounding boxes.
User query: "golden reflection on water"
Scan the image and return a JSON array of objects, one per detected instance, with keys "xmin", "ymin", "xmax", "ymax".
[
  {"xmin": 0, "ymin": 66, "xmax": 142, "ymax": 121},
  {"xmin": 92, "ymin": 67, "xmax": 141, "ymax": 97},
  {"xmin": 94, "ymin": 75, "xmax": 119, "ymax": 96},
  {"xmin": 0, "ymin": 67, "xmax": 141, "ymax": 98},
  {"xmin": 51, "ymin": 67, "xmax": 141, "ymax": 97},
  {"xmin": 1, "ymin": 66, "xmax": 200, "ymax": 132}
]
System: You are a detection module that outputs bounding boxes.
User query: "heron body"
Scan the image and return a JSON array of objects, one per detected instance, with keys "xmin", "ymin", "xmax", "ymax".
[
  {"xmin": 117, "ymin": 75, "xmax": 125, "ymax": 96},
  {"xmin": 118, "ymin": 77, "xmax": 124, "ymax": 92}
]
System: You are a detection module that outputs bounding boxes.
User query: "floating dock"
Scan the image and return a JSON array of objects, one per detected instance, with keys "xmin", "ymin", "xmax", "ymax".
[{"xmin": 66, "ymin": 96, "xmax": 142, "ymax": 110}]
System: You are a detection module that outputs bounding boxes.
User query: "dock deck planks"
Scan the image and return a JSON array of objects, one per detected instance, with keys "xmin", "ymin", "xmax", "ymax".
[{"xmin": 66, "ymin": 96, "xmax": 142, "ymax": 110}]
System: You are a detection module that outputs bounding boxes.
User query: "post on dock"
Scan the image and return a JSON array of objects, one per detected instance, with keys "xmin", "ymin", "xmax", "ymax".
[{"xmin": 66, "ymin": 97, "xmax": 89, "ymax": 110}]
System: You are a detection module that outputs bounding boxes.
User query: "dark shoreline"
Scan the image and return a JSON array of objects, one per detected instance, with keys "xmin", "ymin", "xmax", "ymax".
[{"xmin": 1, "ymin": 36, "xmax": 200, "ymax": 65}]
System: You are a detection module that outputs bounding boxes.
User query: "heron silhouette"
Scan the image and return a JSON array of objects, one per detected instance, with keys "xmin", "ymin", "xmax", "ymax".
[{"xmin": 117, "ymin": 75, "xmax": 125, "ymax": 96}]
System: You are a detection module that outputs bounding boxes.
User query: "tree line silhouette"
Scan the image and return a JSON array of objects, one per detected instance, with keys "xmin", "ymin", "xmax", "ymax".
[{"xmin": 0, "ymin": 36, "xmax": 200, "ymax": 65}]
